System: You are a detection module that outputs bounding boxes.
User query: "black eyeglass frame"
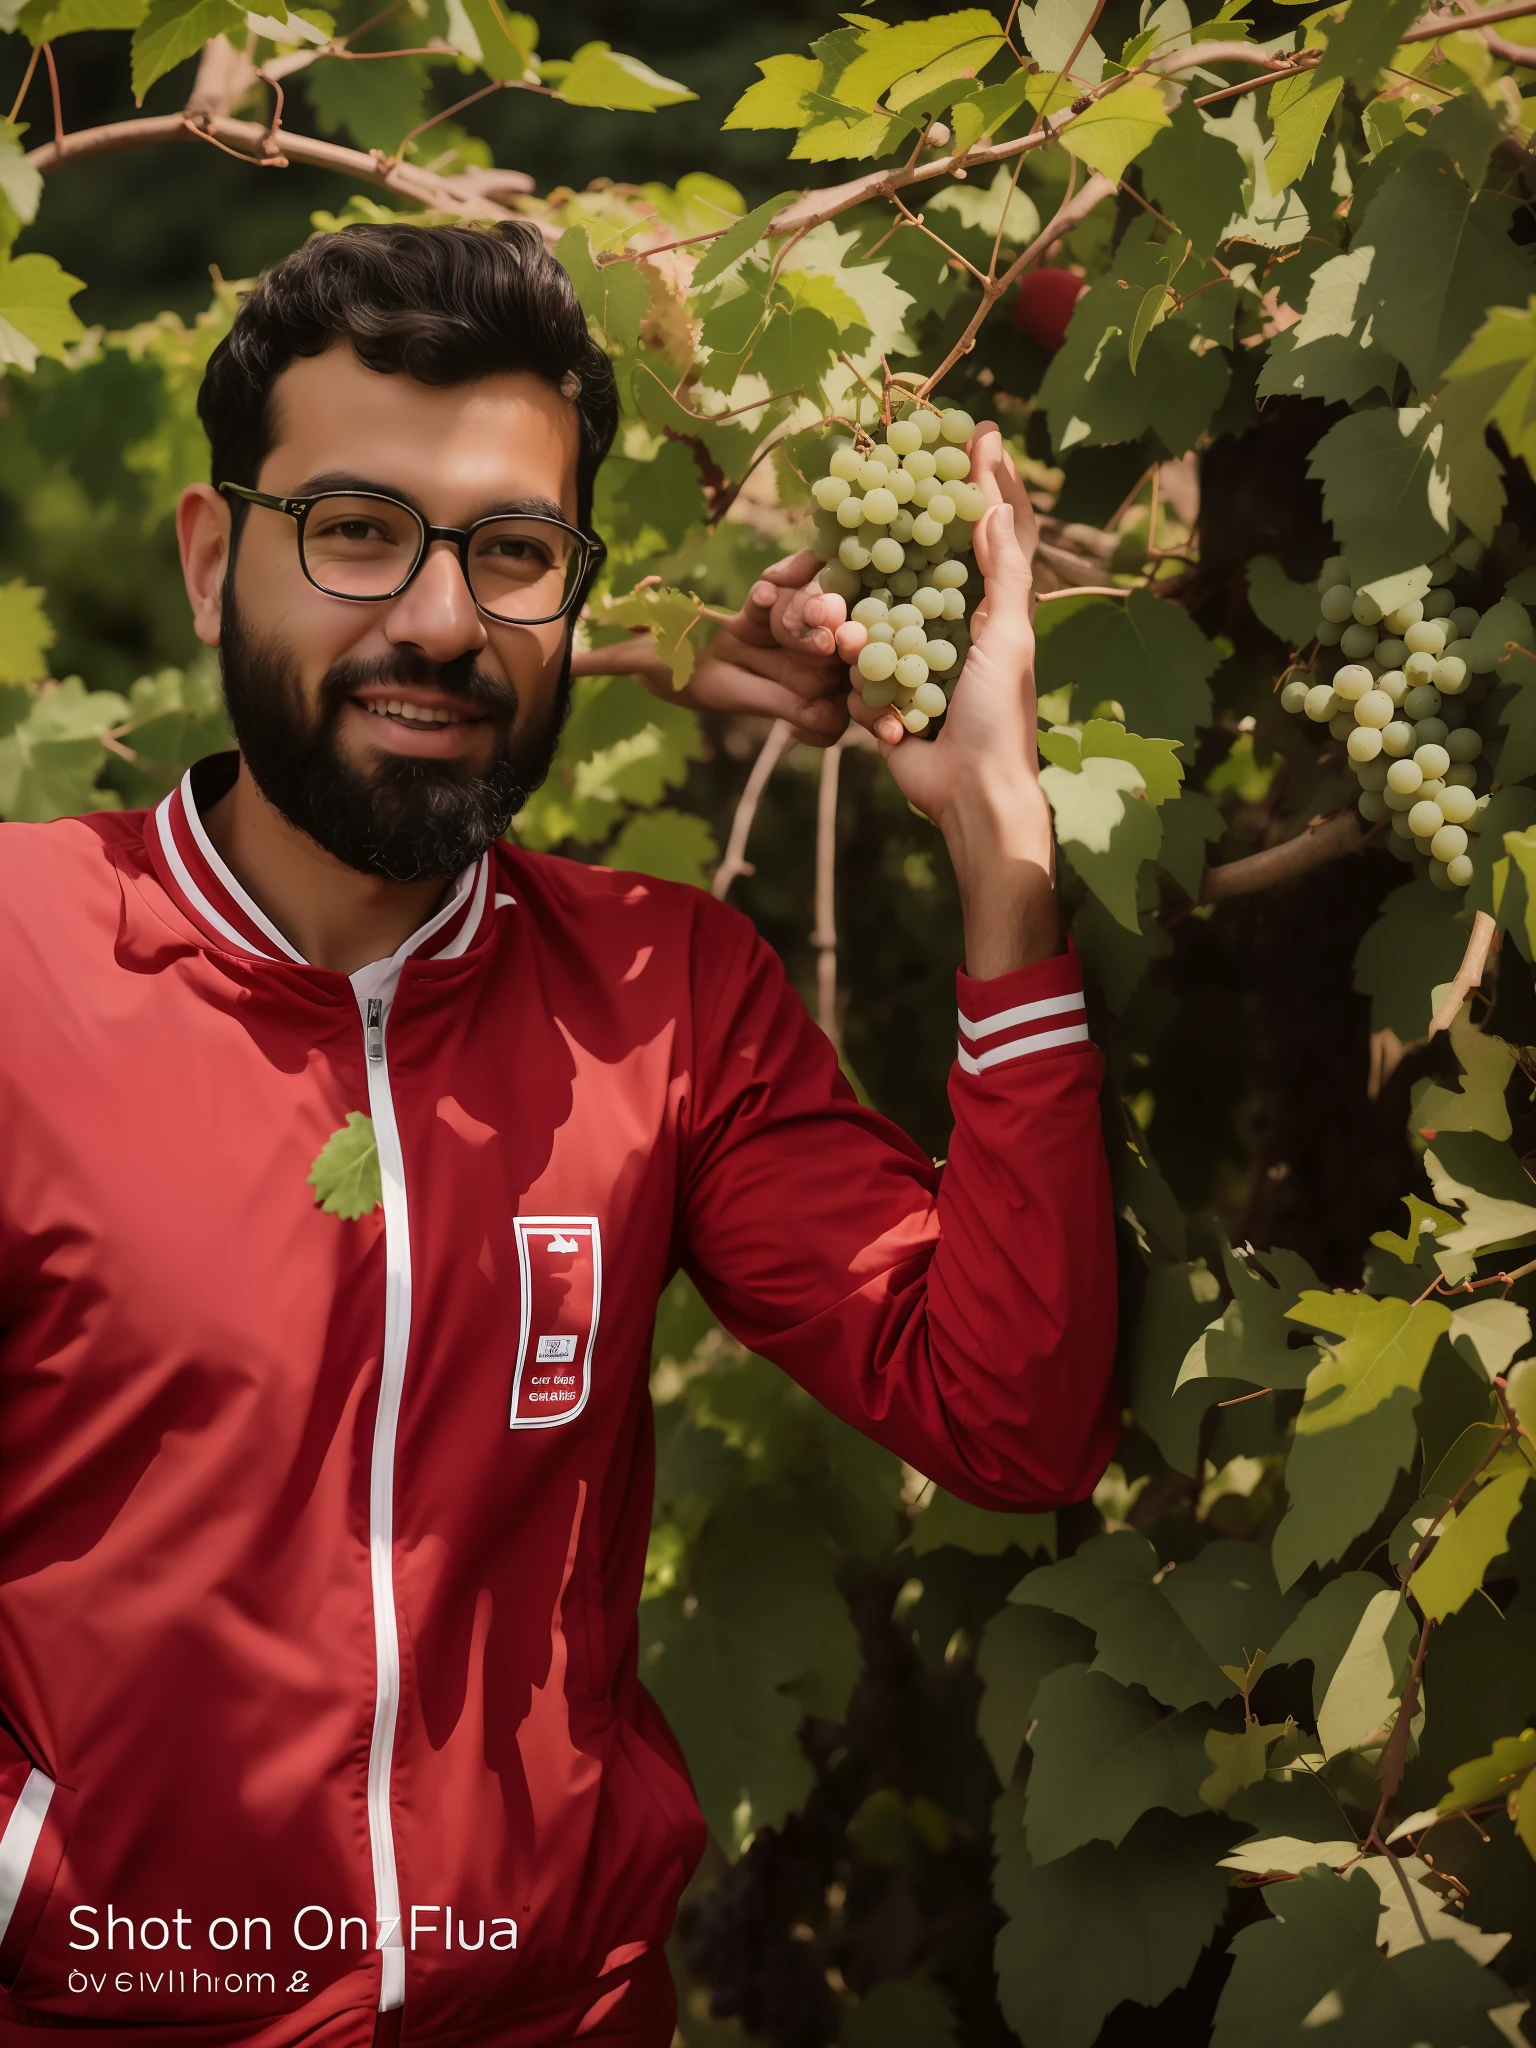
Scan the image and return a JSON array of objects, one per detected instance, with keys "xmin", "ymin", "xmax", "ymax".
[{"xmin": 218, "ymin": 482, "xmax": 607, "ymax": 627}]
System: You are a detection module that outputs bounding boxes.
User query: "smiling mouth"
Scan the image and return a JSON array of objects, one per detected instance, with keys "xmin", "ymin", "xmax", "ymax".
[{"xmin": 356, "ymin": 698, "xmax": 486, "ymax": 728}]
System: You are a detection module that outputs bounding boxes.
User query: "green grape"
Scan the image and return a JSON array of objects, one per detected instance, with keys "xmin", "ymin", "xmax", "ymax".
[
  {"xmin": 1381, "ymin": 720, "xmax": 1415, "ymax": 756},
  {"xmin": 1427, "ymin": 555, "xmax": 1456, "ymax": 585},
  {"xmin": 1403, "ymin": 651, "xmax": 1437, "ymax": 684},
  {"xmin": 890, "ymin": 568, "xmax": 920, "ymax": 596},
  {"xmin": 888, "ymin": 511, "xmax": 916, "ymax": 544},
  {"xmin": 940, "ymin": 408, "xmax": 975, "ymax": 443},
  {"xmin": 863, "ymin": 487, "xmax": 898, "ymax": 525},
  {"xmin": 1318, "ymin": 556, "xmax": 1352, "ymax": 590},
  {"xmin": 1333, "ymin": 663, "xmax": 1375, "ymax": 701},
  {"xmin": 839, "ymin": 537, "xmax": 873, "ymax": 571},
  {"xmin": 836, "ymin": 496, "xmax": 866, "ymax": 530},
  {"xmin": 949, "ymin": 482, "xmax": 986, "ymax": 522},
  {"xmin": 812, "ymin": 475, "xmax": 851, "ymax": 512},
  {"xmin": 1447, "ymin": 853, "xmax": 1475, "ymax": 886},
  {"xmin": 851, "ymin": 596, "xmax": 889, "ymax": 627},
  {"xmin": 858, "ymin": 642, "xmax": 898, "ymax": 683},
  {"xmin": 1373, "ymin": 637, "xmax": 1408, "ymax": 670},
  {"xmin": 1377, "ymin": 670, "xmax": 1409, "ymax": 705},
  {"xmin": 916, "ymin": 410, "xmax": 943, "ymax": 446},
  {"xmin": 887, "ymin": 472, "xmax": 916, "ymax": 507},
  {"xmin": 870, "ymin": 536, "xmax": 905, "ymax": 575},
  {"xmin": 1280, "ymin": 679, "xmax": 1311, "ymax": 714},
  {"xmin": 1347, "ymin": 726, "xmax": 1384, "ymax": 763},
  {"xmin": 1386, "ymin": 758, "xmax": 1423, "ymax": 795},
  {"xmin": 1329, "ymin": 711, "xmax": 1355, "ymax": 740},
  {"xmin": 1355, "ymin": 689, "xmax": 1393, "ymax": 728},
  {"xmin": 1340, "ymin": 624, "xmax": 1378, "ymax": 660},
  {"xmin": 1404, "ymin": 620, "xmax": 1447, "ymax": 656},
  {"xmin": 1403, "ymin": 684, "xmax": 1442, "ymax": 720},
  {"xmin": 1433, "ymin": 655, "xmax": 1468, "ymax": 694},
  {"xmin": 828, "ymin": 445, "xmax": 863, "ymax": 483},
  {"xmin": 940, "ymin": 589, "xmax": 966, "ymax": 620},
  {"xmin": 911, "ymin": 514, "xmax": 944, "ymax": 548},
  {"xmin": 863, "ymin": 678, "xmax": 898, "ymax": 709},
  {"xmin": 1390, "ymin": 812, "xmax": 1417, "ymax": 840},
  {"xmin": 1420, "ymin": 778, "xmax": 1447, "ymax": 803},
  {"xmin": 1359, "ymin": 789, "xmax": 1390, "ymax": 823},
  {"xmin": 1439, "ymin": 784, "xmax": 1477, "ymax": 824},
  {"xmin": 1352, "ymin": 591, "xmax": 1384, "ymax": 625},
  {"xmin": 899, "ymin": 705, "xmax": 931, "ymax": 733},
  {"xmin": 1446, "ymin": 727, "xmax": 1482, "ymax": 762},
  {"xmin": 1449, "ymin": 606, "xmax": 1480, "ymax": 639},
  {"xmin": 925, "ymin": 493, "xmax": 957, "ymax": 527},
  {"xmin": 912, "ymin": 681, "xmax": 948, "ymax": 716},
  {"xmin": 1422, "ymin": 586, "xmax": 1456, "ymax": 619},
  {"xmin": 1451, "ymin": 536, "xmax": 1485, "ymax": 571},
  {"xmin": 924, "ymin": 639, "xmax": 957, "ymax": 672},
  {"xmin": 895, "ymin": 654, "xmax": 929, "ymax": 691},
  {"xmin": 1409, "ymin": 798, "xmax": 1446, "ymax": 837},
  {"xmin": 1305, "ymin": 683, "xmax": 1338, "ymax": 721},
  {"xmin": 934, "ymin": 446, "xmax": 971, "ymax": 482},
  {"xmin": 865, "ymin": 621, "xmax": 896, "ymax": 644},
  {"xmin": 1356, "ymin": 758, "xmax": 1389, "ymax": 791},
  {"xmin": 1316, "ymin": 620, "xmax": 1345, "ymax": 647},
  {"xmin": 1320, "ymin": 584, "xmax": 1357, "ymax": 624},
  {"xmin": 1428, "ymin": 858, "xmax": 1458, "ymax": 891},
  {"xmin": 903, "ymin": 449, "xmax": 937, "ymax": 481},
  {"xmin": 1414, "ymin": 742, "xmax": 1451, "ymax": 780},
  {"xmin": 1384, "ymin": 784, "xmax": 1418, "ymax": 812},
  {"xmin": 892, "ymin": 625, "xmax": 928, "ymax": 656},
  {"xmin": 1383, "ymin": 601, "xmax": 1423, "ymax": 635},
  {"xmin": 886, "ymin": 418, "xmax": 923, "ymax": 456},
  {"xmin": 912, "ymin": 586, "xmax": 944, "ymax": 619},
  {"xmin": 1431, "ymin": 824, "xmax": 1469, "ymax": 863}
]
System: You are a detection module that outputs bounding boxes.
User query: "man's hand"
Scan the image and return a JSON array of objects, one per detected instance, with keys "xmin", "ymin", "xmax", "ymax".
[
  {"xmin": 796, "ymin": 422, "xmax": 1060, "ymax": 974},
  {"xmin": 575, "ymin": 551, "xmax": 850, "ymax": 747}
]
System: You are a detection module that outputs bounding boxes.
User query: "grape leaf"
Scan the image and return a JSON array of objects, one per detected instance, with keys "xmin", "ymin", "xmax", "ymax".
[
  {"xmin": 640, "ymin": 1487, "xmax": 859, "ymax": 1848},
  {"xmin": 1178, "ymin": 1237, "xmax": 1322, "ymax": 1394},
  {"xmin": 1424, "ymin": 1132, "xmax": 1536, "ymax": 1264},
  {"xmin": 1201, "ymin": 1721, "xmax": 1292, "ymax": 1809},
  {"xmin": 948, "ymin": 69, "xmax": 1036, "ymax": 153},
  {"xmin": 1271, "ymin": 1384, "xmax": 1421, "ymax": 1588},
  {"xmin": 592, "ymin": 585, "xmax": 708, "ymax": 691},
  {"xmin": 1371, "ymin": 1194, "xmax": 1460, "ymax": 1268},
  {"xmin": 1212, "ymin": 1865, "xmax": 1517, "ymax": 2048},
  {"xmin": 1355, "ymin": 151, "xmax": 1534, "ymax": 397},
  {"xmin": 977, "ymin": 1604, "xmax": 1094, "ymax": 1784},
  {"xmin": 0, "ymin": 675, "xmax": 126, "ymax": 820},
  {"xmin": 689, "ymin": 191, "xmax": 797, "ymax": 293},
  {"xmin": 130, "ymin": 0, "xmax": 243, "ymax": 98},
  {"xmin": 1448, "ymin": 1300, "xmax": 1529, "ymax": 1379},
  {"xmin": 844, "ymin": 1981, "xmax": 959, "ymax": 2048},
  {"xmin": 1433, "ymin": 298, "xmax": 1536, "ymax": 543},
  {"xmin": 1411, "ymin": 1013, "xmax": 1516, "ymax": 1142},
  {"xmin": 517, "ymin": 672, "xmax": 704, "ymax": 849},
  {"xmin": 1259, "ymin": 246, "xmax": 1397, "ymax": 408},
  {"xmin": 1287, "ymin": 1294, "xmax": 1452, "ymax": 1433},
  {"xmin": 1016, "ymin": 0, "xmax": 1105, "ymax": 79},
  {"xmin": 303, "ymin": 52, "xmax": 428, "ymax": 151},
  {"xmin": 1059, "ymin": 84, "xmax": 1171, "ymax": 184},
  {"xmin": 1040, "ymin": 753, "xmax": 1163, "ymax": 932},
  {"xmin": 0, "ymin": 253, "xmax": 86, "ymax": 372},
  {"xmin": 1155, "ymin": 789, "xmax": 1225, "ymax": 897},
  {"xmin": 1247, "ymin": 555, "xmax": 1322, "ymax": 646},
  {"xmin": 1307, "ymin": 405, "xmax": 1452, "ymax": 586},
  {"xmin": 1122, "ymin": 1257, "xmax": 1235, "ymax": 1475},
  {"xmin": 0, "ymin": 123, "xmax": 42, "ymax": 244},
  {"xmin": 1437, "ymin": 1727, "xmax": 1536, "ymax": 1818},
  {"xmin": 994, "ymin": 1810, "xmax": 1234, "ymax": 2048},
  {"xmin": 1139, "ymin": 95, "xmax": 1247, "ymax": 258},
  {"xmin": 910, "ymin": 1487, "xmax": 1056, "ymax": 1558},
  {"xmin": 1427, "ymin": 88, "xmax": 1510, "ymax": 193},
  {"xmin": 456, "ymin": 0, "xmax": 535, "ymax": 83},
  {"xmin": 1315, "ymin": 0, "xmax": 1421, "ymax": 91},
  {"xmin": 1410, "ymin": 1469, "xmax": 1532, "ymax": 1622},
  {"xmin": 1269, "ymin": 1570, "xmax": 1394, "ymax": 1715},
  {"xmin": 724, "ymin": 53, "xmax": 819, "ymax": 130},
  {"xmin": 828, "ymin": 10, "xmax": 1004, "ymax": 111},
  {"xmin": 1315, "ymin": 1585, "xmax": 1411, "ymax": 1756},
  {"xmin": 17, "ymin": 0, "xmax": 144, "ymax": 39},
  {"xmin": 1025, "ymin": 1665, "xmax": 1216, "ymax": 1861},
  {"xmin": 1265, "ymin": 73, "xmax": 1342, "ymax": 193},
  {"xmin": 1035, "ymin": 587, "xmax": 1218, "ymax": 751},
  {"xmin": 1352, "ymin": 878, "xmax": 1468, "ymax": 1038},
  {"xmin": 555, "ymin": 227, "xmax": 652, "ymax": 353},
  {"xmin": 604, "ymin": 807, "xmax": 717, "ymax": 886},
  {"xmin": 306, "ymin": 1112, "xmax": 381, "ymax": 1220},
  {"xmin": 543, "ymin": 42, "xmax": 694, "ymax": 111},
  {"xmin": 0, "ymin": 578, "xmax": 53, "ymax": 685}
]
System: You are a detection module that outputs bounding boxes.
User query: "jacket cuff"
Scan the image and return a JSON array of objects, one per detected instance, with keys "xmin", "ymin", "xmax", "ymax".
[{"xmin": 954, "ymin": 939, "xmax": 1089, "ymax": 1076}]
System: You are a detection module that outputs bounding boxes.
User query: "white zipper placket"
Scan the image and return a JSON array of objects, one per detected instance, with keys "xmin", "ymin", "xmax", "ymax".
[{"xmin": 352, "ymin": 961, "xmax": 411, "ymax": 2014}]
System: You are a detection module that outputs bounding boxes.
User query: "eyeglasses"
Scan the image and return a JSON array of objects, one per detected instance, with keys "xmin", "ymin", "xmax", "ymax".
[{"xmin": 219, "ymin": 483, "xmax": 606, "ymax": 626}]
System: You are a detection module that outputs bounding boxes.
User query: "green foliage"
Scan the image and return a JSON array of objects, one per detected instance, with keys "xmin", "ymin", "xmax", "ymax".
[{"xmin": 9, "ymin": 3, "xmax": 1536, "ymax": 2039}]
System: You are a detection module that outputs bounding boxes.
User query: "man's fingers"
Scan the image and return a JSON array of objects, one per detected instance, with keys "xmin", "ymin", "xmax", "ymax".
[
  {"xmin": 699, "ymin": 655, "xmax": 850, "ymax": 740},
  {"xmin": 845, "ymin": 689, "xmax": 903, "ymax": 752},
  {"xmin": 974, "ymin": 500, "xmax": 1034, "ymax": 647},
  {"xmin": 834, "ymin": 619, "xmax": 868, "ymax": 662}
]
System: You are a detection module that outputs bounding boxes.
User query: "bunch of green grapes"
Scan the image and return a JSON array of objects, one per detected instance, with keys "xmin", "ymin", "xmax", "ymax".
[
  {"xmin": 806, "ymin": 403, "xmax": 983, "ymax": 735},
  {"xmin": 1278, "ymin": 538, "xmax": 1496, "ymax": 892}
]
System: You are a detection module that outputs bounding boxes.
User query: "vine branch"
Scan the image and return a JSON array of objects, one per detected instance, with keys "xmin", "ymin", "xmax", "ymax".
[
  {"xmin": 712, "ymin": 719, "xmax": 795, "ymax": 900},
  {"xmin": 1199, "ymin": 812, "xmax": 1363, "ymax": 903},
  {"xmin": 812, "ymin": 733, "xmax": 848, "ymax": 1044},
  {"xmin": 1428, "ymin": 911, "xmax": 1498, "ymax": 1037}
]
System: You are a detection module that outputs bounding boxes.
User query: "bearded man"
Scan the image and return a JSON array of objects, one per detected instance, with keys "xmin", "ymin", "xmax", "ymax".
[{"xmin": 0, "ymin": 221, "xmax": 1115, "ymax": 2048}]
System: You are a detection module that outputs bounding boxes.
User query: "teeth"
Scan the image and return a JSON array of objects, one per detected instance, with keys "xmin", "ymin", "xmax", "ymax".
[{"xmin": 364, "ymin": 700, "xmax": 464, "ymax": 726}]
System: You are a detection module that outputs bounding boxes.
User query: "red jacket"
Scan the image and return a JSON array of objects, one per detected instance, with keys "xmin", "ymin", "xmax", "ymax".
[{"xmin": 0, "ymin": 754, "xmax": 1116, "ymax": 2048}]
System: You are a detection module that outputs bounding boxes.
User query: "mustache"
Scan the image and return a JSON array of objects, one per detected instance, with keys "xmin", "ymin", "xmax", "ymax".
[{"xmin": 318, "ymin": 649, "xmax": 521, "ymax": 722}]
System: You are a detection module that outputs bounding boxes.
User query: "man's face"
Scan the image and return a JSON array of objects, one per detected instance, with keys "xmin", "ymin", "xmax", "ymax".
[{"xmin": 208, "ymin": 344, "xmax": 583, "ymax": 881}]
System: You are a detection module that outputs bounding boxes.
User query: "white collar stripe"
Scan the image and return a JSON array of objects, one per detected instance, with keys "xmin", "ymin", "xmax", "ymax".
[
  {"xmin": 154, "ymin": 795, "xmax": 277, "ymax": 961},
  {"xmin": 958, "ymin": 989, "xmax": 1085, "ymax": 1041},
  {"xmin": 430, "ymin": 858, "xmax": 489, "ymax": 961},
  {"xmin": 176, "ymin": 771, "xmax": 308, "ymax": 964},
  {"xmin": 956, "ymin": 1021, "xmax": 1091, "ymax": 1074}
]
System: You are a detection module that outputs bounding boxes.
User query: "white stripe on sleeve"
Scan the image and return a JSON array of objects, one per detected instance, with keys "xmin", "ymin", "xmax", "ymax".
[
  {"xmin": 957, "ymin": 988, "xmax": 1085, "ymax": 1041},
  {"xmin": 956, "ymin": 1021, "xmax": 1091, "ymax": 1073}
]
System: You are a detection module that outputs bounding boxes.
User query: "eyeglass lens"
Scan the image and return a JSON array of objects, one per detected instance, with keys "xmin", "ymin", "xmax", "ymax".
[{"xmin": 299, "ymin": 495, "xmax": 582, "ymax": 622}]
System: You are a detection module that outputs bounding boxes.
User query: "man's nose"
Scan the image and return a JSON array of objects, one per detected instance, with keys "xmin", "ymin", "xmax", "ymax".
[{"xmin": 383, "ymin": 540, "xmax": 487, "ymax": 664}]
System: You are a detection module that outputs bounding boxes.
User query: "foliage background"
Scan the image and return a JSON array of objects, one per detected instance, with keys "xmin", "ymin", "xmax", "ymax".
[{"xmin": 4, "ymin": 0, "xmax": 1536, "ymax": 2045}]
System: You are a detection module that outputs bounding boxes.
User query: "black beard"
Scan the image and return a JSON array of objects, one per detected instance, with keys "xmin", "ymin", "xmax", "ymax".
[{"xmin": 217, "ymin": 592, "xmax": 571, "ymax": 884}]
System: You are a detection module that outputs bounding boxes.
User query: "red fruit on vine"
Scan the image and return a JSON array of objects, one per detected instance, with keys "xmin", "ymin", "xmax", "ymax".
[{"xmin": 1013, "ymin": 269, "xmax": 1086, "ymax": 353}]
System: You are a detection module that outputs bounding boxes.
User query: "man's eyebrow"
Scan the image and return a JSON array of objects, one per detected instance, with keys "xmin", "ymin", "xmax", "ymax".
[{"xmin": 293, "ymin": 473, "xmax": 570, "ymax": 524}]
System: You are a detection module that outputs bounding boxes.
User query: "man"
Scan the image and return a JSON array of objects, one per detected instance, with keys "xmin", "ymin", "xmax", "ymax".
[{"xmin": 0, "ymin": 222, "xmax": 1115, "ymax": 2048}]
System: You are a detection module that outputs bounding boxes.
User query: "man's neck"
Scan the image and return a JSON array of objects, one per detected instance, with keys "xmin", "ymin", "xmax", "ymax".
[{"xmin": 200, "ymin": 758, "xmax": 453, "ymax": 975}]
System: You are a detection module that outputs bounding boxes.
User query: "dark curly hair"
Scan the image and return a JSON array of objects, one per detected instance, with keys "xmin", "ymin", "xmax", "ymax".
[{"xmin": 197, "ymin": 221, "xmax": 618, "ymax": 527}]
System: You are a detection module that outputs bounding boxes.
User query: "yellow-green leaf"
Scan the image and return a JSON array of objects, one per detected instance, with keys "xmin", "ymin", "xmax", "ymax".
[
  {"xmin": 0, "ymin": 253, "xmax": 86, "ymax": 371},
  {"xmin": 1410, "ymin": 1467, "xmax": 1532, "ymax": 1622},
  {"xmin": 1289, "ymin": 1294, "xmax": 1452, "ymax": 1434},
  {"xmin": 593, "ymin": 585, "xmax": 708, "ymax": 690},
  {"xmin": 307, "ymin": 1112, "xmax": 382, "ymax": 1220},
  {"xmin": 1369, "ymin": 1194, "xmax": 1460, "ymax": 1266},
  {"xmin": 1264, "ymin": 74, "xmax": 1341, "ymax": 194},
  {"xmin": 1411, "ymin": 1011, "xmax": 1517, "ymax": 1142},
  {"xmin": 457, "ymin": 0, "xmax": 535, "ymax": 80},
  {"xmin": 723, "ymin": 52, "xmax": 818, "ymax": 130},
  {"xmin": 0, "ymin": 579, "xmax": 53, "ymax": 686},
  {"xmin": 833, "ymin": 9, "xmax": 1003, "ymax": 112},
  {"xmin": 1061, "ymin": 83, "xmax": 1171, "ymax": 185},
  {"xmin": 544, "ymin": 42, "xmax": 694, "ymax": 111},
  {"xmin": 131, "ymin": 0, "xmax": 243, "ymax": 99},
  {"xmin": 1437, "ymin": 1727, "xmax": 1536, "ymax": 1818},
  {"xmin": 1199, "ymin": 1720, "xmax": 1291, "ymax": 1808}
]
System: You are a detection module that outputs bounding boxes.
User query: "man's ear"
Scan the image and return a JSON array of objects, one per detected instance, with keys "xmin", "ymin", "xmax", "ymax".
[{"xmin": 177, "ymin": 484, "xmax": 231, "ymax": 648}]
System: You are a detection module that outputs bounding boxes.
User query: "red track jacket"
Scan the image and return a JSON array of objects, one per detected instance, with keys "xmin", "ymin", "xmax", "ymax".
[{"xmin": 0, "ymin": 753, "xmax": 1117, "ymax": 2048}]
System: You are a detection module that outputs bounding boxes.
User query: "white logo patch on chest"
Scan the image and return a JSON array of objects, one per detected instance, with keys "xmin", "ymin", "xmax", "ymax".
[{"xmin": 509, "ymin": 1218, "xmax": 601, "ymax": 1429}]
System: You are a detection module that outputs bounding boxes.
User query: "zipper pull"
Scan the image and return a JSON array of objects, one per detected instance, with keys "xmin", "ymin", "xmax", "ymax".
[{"xmin": 366, "ymin": 998, "xmax": 385, "ymax": 1064}]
